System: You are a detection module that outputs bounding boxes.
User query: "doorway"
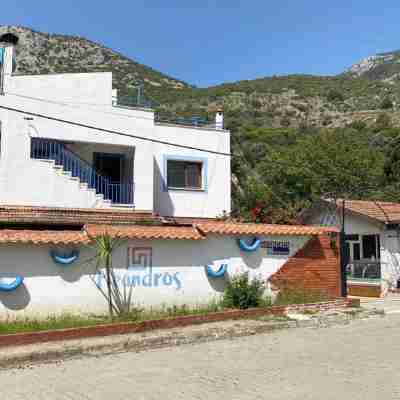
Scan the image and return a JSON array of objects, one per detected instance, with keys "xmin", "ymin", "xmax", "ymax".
[{"xmin": 94, "ymin": 152, "xmax": 123, "ymax": 183}]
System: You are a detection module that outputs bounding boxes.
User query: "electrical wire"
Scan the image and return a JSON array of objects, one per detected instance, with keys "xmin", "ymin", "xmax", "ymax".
[
  {"xmin": 5, "ymin": 92, "xmax": 156, "ymax": 122},
  {"xmin": 0, "ymin": 103, "xmax": 231, "ymax": 157}
]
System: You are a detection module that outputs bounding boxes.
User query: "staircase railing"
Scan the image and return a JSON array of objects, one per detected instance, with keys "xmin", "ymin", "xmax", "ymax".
[{"xmin": 30, "ymin": 138, "xmax": 134, "ymax": 205}]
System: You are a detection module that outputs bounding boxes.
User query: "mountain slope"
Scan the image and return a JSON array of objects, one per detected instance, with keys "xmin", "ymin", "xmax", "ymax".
[
  {"xmin": 346, "ymin": 50, "xmax": 400, "ymax": 81},
  {"xmin": 0, "ymin": 25, "xmax": 189, "ymax": 100},
  {"xmin": 2, "ymin": 25, "xmax": 400, "ymax": 129}
]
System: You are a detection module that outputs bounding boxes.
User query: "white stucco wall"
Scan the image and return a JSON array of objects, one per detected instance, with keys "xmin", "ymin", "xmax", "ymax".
[
  {"xmin": 0, "ymin": 235, "xmax": 309, "ymax": 318},
  {"xmin": 0, "ymin": 70, "xmax": 231, "ymax": 217},
  {"xmin": 379, "ymin": 230, "xmax": 400, "ymax": 291},
  {"xmin": 8, "ymin": 73, "xmax": 113, "ymax": 106}
]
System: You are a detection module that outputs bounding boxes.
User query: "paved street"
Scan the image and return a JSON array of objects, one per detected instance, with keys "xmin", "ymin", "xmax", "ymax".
[{"xmin": 2, "ymin": 314, "xmax": 400, "ymax": 400}]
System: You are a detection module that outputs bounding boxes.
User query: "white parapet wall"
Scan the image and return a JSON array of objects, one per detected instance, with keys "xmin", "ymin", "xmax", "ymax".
[{"xmin": 0, "ymin": 235, "xmax": 309, "ymax": 318}]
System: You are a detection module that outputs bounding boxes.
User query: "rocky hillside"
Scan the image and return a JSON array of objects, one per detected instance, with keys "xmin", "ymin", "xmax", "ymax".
[
  {"xmin": 346, "ymin": 50, "xmax": 400, "ymax": 81},
  {"xmin": 3, "ymin": 25, "xmax": 400, "ymax": 129},
  {"xmin": 0, "ymin": 25, "xmax": 189, "ymax": 100}
]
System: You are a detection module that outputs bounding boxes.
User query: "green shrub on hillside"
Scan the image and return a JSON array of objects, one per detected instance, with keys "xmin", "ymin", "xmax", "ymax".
[
  {"xmin": 326, "ymin": 89, "xmax": 344, "ymax": 102},
  {"xmin": 381, "ymin": 97, "xmax": 394, "ymax": 110}
]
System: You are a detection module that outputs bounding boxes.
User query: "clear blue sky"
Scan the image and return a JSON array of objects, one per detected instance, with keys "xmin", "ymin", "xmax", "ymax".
[{"xmin": 3, "ymin": 1, "xmax": 400, "ymax": 87}]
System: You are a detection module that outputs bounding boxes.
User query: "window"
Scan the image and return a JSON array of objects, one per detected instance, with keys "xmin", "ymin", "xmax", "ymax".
[
  {"xmin": 167, "ymin": 160, "xmax": 203, "ymax": 190},
  {"xmin": 362, "ymin": 235, "xmax": 379, "ymax": 260}
]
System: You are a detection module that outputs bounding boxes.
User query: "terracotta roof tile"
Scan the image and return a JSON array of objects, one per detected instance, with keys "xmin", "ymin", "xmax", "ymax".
[
  {"xmin": 85, "ymin": 224, "xmax": 205, "ymax": 240},
  {"xmin": 336, "ymin": 199, "xmax": 400, "ymax": 224},
  {"xmin": 0, "ymin": 205, "xmax": 157, "ymax": 225},
  {"xmin": 0, "ymin": 230, "xmax": 90, "ymax": 245},
  {"xmin": 196, "ymin": 222, "xmax": 337, "ymax": 236}
]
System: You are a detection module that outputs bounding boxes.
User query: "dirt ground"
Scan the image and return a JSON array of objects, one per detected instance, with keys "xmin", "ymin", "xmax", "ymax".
[{"xmin": 1, "ymin": 311, "xmax": 399, "ymax": 400}]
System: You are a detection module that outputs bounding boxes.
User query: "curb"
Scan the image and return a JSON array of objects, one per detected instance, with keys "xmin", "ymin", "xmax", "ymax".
[
  {"xmin": 0, "ymin": 299, "xmax": 356, "ymax": 349},
  {"xmin": 0, "ymin": 301, "xmax": 369, "ymax": 370}
]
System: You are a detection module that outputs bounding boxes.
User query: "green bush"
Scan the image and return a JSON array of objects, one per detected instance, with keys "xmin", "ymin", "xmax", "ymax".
[
  {"xmin": 348, "ymin": 120, "xmax": 367, "ymax": 131},
  {"xmin": 381, "ymin": 97, "xmax": 393, "ymax": 110},
  {"xmin": 375, "ymin": 113, "xmax": 392, "ymax": 131},
  {"xmin": 326, "ymin": 89, "xmax": 344, "ymax": 102},
  {"xmin": 222, "ymin": 272, "xmax": 267, "ymax": 309}
]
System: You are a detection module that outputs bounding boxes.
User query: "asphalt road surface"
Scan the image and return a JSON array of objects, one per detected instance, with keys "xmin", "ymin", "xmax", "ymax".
[{"xmin": 2, "ymin": 314, "xmax": 400, "ymax": 400}]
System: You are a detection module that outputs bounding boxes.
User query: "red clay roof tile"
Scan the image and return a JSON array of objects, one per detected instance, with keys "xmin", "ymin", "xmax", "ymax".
[
  {"xmin": 196, "ymin": 222, "xmax": 337, "ymax": 236},
  {"xmin": 336, "ymin": 199, "xmax": 400, "ymax": 224},
  {"xmin": 85, "ymin": 224, "xmax": 205, "ymax": 240},
  {"xmin": 0, "ymin": 205, "xmax": 156, "ymax": 225},
  {"xmin": 0, "ymin": 230, "xmax": 90, "ymax": 245}
]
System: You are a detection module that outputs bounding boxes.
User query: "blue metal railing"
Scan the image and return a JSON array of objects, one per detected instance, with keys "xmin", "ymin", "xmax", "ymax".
[
  {"xmin": 116, "ymin": 95, "xmax": 157, "ymax": 109},
  {"xmin": 30, "ymin": 138, "xmax": 134, "ymax": 205},
  {"xmin": 154, "ymin": 113, "xmax": 218, "ymax": 129}
]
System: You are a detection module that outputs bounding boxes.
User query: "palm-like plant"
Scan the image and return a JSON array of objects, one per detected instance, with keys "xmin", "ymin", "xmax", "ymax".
[{"xmin": 88, "ymin": 233, "xmax": 134, "ymax": 318}]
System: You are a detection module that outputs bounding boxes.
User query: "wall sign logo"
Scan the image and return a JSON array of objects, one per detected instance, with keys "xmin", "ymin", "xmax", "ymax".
[
  {"xmin": 96, "ymin": 247, "xmax": 182, "ymax": 290},
  {"xmin": 262, "ymin": 240, "xmax": 290, "ymax": 255},
  {"xmin": 128, "ymin": 247, "xmax": 152, "ymax": 270}
]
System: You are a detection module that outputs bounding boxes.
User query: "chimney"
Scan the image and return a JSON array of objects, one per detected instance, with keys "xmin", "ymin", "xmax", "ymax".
[
  {"xmin": 0, "ymin": 33, "xmax": 19, "ymax": 95},
  {"xmin": 112, "ymin": 89, "xmax": 118, "ymax": 106},
  {"xmin": 215, "ymin": 107, "xmax": 224, "ymax": 130}
]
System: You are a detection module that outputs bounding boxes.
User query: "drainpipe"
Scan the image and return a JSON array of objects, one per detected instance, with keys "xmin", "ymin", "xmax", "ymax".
[{"xmin": 340, "ymin": 199, "xmax": 348, "ymax": 297}]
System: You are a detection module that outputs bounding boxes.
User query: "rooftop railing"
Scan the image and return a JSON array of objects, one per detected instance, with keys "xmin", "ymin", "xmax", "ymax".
[
  {"xmin": 154, "ymin": 113, "xmax": 218, "ymax": 129},
  {"xmin": 115, "ymin": 95, "xmax": 157, "ymax": 109}
]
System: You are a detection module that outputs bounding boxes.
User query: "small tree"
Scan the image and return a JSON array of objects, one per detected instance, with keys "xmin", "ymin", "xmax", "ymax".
[
  {"xmin": 381, "ymin": 97, "xmax": 393, "ymax": 110},
  {"xmin": 88, "ymin": 233, "xmax": 134, "ymax": 318},
  {"xmin": 327, "ymin": 89, "xmax": 344, "ymax": 102}
]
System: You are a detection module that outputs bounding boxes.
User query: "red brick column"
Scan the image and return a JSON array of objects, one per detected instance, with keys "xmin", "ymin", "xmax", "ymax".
[{"xmin": 269, "ymin": 234, "xmax": 342, "ymax": 298}]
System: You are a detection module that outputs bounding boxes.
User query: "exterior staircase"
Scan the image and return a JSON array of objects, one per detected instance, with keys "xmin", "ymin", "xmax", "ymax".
[{"xmin": 30, "ymin": 138, "xmax": 134, "ymax": 206}]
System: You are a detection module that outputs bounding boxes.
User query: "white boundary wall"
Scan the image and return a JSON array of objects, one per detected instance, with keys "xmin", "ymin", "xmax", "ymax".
[{"xmin": 0, "ymin": 235, "xmax": 309, "ymax": 318}]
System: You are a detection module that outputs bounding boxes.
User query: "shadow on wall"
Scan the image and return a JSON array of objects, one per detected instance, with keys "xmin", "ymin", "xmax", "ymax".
[
  {"xmin": 206, "ymin": 271, "xmax": 227, "ymax": 293},
  {"xmin": 240, "ymin": 246, "xmax": 265, "ymax": 270},
  {"xmin": 52, "ymin": 248, "xmax": 98, "ymax": 284},
  {"xmin": 0, "ymin": 283, "xmax": 31, "ymax": 310},
  {"xmin": 153, "ymin": 156, "xmax": 174, "ymax": 216}
]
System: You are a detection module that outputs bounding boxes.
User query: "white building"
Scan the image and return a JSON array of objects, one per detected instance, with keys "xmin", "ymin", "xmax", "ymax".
[
  {"xmin": 0, "ymin": 34, "xmax": 231, "ymax": 218},
  {"xmin": 0, "ymin": 33, "xmax": 341, "ymax": 317},
  {"xmin": 299, "ymin": 198, "xmax": 400, "ymax": 297}
]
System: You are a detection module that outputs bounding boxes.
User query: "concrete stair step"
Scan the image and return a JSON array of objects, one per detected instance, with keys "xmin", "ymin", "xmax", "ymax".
[{"xmin": 36, "ymin": 158, "xmax": 109, "ymax": 208}]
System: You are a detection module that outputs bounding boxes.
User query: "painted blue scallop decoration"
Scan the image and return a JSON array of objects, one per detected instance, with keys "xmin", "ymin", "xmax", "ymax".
[
  {"xmin": 238, "ymin": 237, "xmax": 261, "ymax": 252},
  {"xmin": 206, "ymin": 263, "xmax": 228, "ymax": 278},
  {"xmin": 51, "ymin": 250, "xmax": 80, "ymax": 266},
  {"xmin": 0, "ymin": 276, "xmax": 24, "ymax": 292}
]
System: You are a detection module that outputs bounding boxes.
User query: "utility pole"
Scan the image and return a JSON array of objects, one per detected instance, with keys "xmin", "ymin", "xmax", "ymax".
[{"xmin": 340, "ymin": 198, "xmax": 347, "ymax": 297}]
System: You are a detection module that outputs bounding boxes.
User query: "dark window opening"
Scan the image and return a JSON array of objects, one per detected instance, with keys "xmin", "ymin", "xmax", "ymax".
[
  {"xmin": 362, "ymin": 234, "xmax": 379, "ymax": 260},
  {"xmin": 167, "ymin": 160, "xmax": 202, "ymax": 189},
  {"xmin": 345, "ymin": 234, "xmax": 359, "ymax": 241},
  {"xmin": 353, "ymin": 242, "xmax": 361, "ymax": 261}
]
